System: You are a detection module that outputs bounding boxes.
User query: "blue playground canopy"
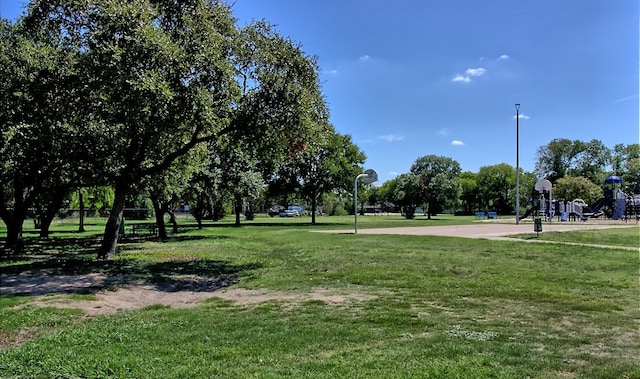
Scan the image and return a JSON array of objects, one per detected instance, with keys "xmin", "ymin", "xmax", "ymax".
[{"xmin": 605, "ymin": 176, "xmax": 622, "ymax": 184}]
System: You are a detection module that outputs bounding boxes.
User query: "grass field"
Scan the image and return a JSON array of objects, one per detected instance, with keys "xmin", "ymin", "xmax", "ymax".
[
  {"xmin": 1, "ymin": 215, "xmax": 639, "ymax": 378},
  {"xmin": 510, "ymin": 226, "xmax": 640, "ymax": 247}
]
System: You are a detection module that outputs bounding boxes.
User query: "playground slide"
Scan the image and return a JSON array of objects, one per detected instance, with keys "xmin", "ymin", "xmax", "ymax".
[
  {"xmin": 569, "ymin": 211, "xmax": 588, "ymax": 222},
  {"xmin": 518, "ymin": 207, "xmax": 536, "ymax": 221},
  {"xmin": 588, "ymin": 198, "xmax": 607, "ymax": 217}
]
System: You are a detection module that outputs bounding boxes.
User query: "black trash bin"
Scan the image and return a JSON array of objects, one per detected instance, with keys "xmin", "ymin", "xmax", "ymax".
[{"xmin": 534, "ymin": 217, "xmax": 542, "ymax": 235}]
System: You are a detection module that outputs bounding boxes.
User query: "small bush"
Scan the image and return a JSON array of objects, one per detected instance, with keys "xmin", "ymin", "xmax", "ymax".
[{"xmin": 332, "ymin": 205, "xmax": 348, "ymax": 216}]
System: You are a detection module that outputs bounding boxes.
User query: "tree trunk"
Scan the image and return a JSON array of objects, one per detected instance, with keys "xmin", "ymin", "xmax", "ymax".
[
  {"xmin": 168, "ymin": 209, "xmax": 179, "ymax": 234},
  {"xmin": 2, "ymin": 189, "xmax": 29, "ymax": 254},
  {"xmin": 3, "ymin": 211, "xmax": 26, "ymax": 255},
  {"xmin": 311, "ymin": 195, "xmax": 317, "ymax": 225},
  {"xmin": 234, "ymin": 196, "xmax": 242, "ymax": 226},
  {"xmin": 99, "ymin": 184, "xmax": 127, "ymax": 259},
  {"xmin": 78, "ymin": 189, "xmax": 85, "ymax": 232},
  {"xmin": 153, "ymin": 200, "xmax": 168, "ymax": 240},
  {"xmin": 194, "ymin": 212, "xmax": 203, "ymax": 229},
  {"xmin": 38, "ymin": 189, "xmax": 67, "ymax": 239},
  {"xmin": 190, "ymin": 200, "xmax": 204, "ymax": 229},
  {"xmin": 37, "ymin": 206, "xmax": 56, "ymax": 239}
]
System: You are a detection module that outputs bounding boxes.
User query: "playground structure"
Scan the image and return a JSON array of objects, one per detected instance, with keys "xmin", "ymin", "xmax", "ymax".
[
  {"xmin": 581, "ymin": 176, "xmax": 640, "ymax": 221},
  {"xmin": 519, "ymin": 176, "xmax": 640, "ymax": 223},
  {"xmin": 519, "ymin": 179, "xmax": 553, "ymax": 221}
]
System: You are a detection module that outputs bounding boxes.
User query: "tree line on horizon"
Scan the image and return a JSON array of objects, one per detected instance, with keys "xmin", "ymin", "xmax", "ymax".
[{"xmin": 365, "ymin": 139, "xmax": 639, "ymax": 219}]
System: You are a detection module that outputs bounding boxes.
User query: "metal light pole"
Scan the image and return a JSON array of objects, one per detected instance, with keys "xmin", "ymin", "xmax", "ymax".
[
  {"xmin": 354, "ymin": 173, "xmax": 368, "ymax": 234},
  {"xmin": 354, "ymin": 169, "xmax": 378, "ymax": 234},
  {"xmin": 515, "ymin": 103, "xmax": 521, "ymax": 225}
]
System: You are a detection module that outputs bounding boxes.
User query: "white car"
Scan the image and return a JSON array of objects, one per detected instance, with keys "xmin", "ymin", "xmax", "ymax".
[{"xmin": 279, "ymin": 209, "xmax": 300, "ymax": 217}]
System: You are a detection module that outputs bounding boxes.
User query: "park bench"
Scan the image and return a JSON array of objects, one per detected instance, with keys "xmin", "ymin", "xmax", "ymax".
[
  {"xmin": 487, "ymin": 211, "xmax": 498, "ymax": 219},
  {"xmin": 131, "ymin": 223, "xmax": 157, "ymax": 236},
  {"xmin": 475, "ymin": 212, "xmax": 486, "ymax": 219}
]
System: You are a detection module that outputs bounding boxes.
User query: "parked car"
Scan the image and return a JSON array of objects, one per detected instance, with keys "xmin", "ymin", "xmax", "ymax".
[
  {"xmin": 268, "ymin": 208, "xmax": 280, "ymax": 217},
  {"xmin": 279, "ymin": 209, "xmax": 300, "ymax": 217}
]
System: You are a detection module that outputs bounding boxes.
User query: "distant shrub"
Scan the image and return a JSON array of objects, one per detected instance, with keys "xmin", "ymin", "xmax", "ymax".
[{"xmin": 332, "ymin": 205, "xmax": 348, "ymax": 216}]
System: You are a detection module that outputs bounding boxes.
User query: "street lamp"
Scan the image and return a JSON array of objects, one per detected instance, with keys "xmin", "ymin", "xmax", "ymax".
[
  {"xmin": 515, "ymin": 103, "xmax": 521, "ymax": 225},
  {"xmin": 354, "ymin": 169, "xmax": 378, "ymax": 234}
]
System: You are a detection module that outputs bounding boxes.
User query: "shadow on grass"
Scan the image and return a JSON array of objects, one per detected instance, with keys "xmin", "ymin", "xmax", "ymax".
[{"xmin": 0, "ymin": 235, "xmax": 261, "ymax": 297}]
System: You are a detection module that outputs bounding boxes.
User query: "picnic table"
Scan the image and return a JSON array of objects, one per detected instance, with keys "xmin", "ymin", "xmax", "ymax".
[{"xmin": 131, "ymin": 223, "xmax": 157, "ymax": 236}]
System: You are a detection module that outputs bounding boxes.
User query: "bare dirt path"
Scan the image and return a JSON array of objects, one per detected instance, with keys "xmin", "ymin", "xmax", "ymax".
[
  {"xmin": 0, "ymin": 273, "xmax": 375, "ymax": 317},
  {"xmin": 324, "ymin": 219, "xmax": 637, "ymax": 239}
]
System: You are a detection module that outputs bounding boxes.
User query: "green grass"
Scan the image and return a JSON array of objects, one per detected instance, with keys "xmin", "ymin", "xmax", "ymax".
[
  {"xmin": 510, "ymin": 225, "xmax": 639, "ymax": 247},
  {"xmin": 1, "ymin": 215, "xmax": 639, "ymax": 378}
]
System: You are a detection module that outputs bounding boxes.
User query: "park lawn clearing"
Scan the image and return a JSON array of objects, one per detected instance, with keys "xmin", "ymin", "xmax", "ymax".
[
  {"xmin": 0, "ymin": 220, "xmax": 639, "ymax": 378},
  {"xmin": 508, "ymin": 224, "xmax": 639, "ymax": 247}
]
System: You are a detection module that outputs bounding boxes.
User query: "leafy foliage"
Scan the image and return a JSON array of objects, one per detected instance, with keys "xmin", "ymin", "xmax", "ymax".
[
  {"xmin": 391, "ymin": 174, "xmax": 422, "ymax": 219},
  {"xmin": 410, "ymin": 155, "xmax": 462, "ymax": 218},
  {"xmin": 298, "ymin": 131, "xmax": 366, "ymax": 223},
  {"xmin": 554, "ymin": 176, "xmax": 604, "ymax": 205},
  {"xmin": 535, "ymin": 138, "xmax": 611, "ymax": 184},
  {"xmin": 476, "ymin": 164, "xmax": 514, "ymax": 214}
]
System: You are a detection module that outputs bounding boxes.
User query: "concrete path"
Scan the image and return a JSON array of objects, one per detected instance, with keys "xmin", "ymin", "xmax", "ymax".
[{"xmin": 321, "ymin": 220, "xmax": 639, "ymax": 251}]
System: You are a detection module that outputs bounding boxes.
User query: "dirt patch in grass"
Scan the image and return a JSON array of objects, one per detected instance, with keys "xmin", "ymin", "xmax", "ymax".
[
  {"xmin": 213, "ymin": 287, "xmax": 377, "ymax": 306},
  {"xmin": 2, "ymin": 273, "xmax": 376, "ymax": 317},
  {"xmin": 0, "ymin": 329, "xmax": 37, "ymax": 351}
]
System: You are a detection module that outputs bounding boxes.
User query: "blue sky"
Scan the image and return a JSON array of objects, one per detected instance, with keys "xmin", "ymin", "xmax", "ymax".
[{"xmin": 2, "ymin": 0, "xmax": 638, "ymax": 183}]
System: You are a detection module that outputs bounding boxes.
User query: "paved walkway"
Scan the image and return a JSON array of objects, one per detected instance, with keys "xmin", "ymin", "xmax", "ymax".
[{"xmin": 322, "ymin": 220, "xmax": 639, "ymax": 251}]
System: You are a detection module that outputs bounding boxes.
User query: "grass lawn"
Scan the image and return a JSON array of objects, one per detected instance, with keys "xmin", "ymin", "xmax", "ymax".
[
  {"xmin": 509, "ymin": 225, "xmax": 640, "ymax": 247},
  {"xmin": 1, "ymin": 215, "xmax": 639, "ymax": 378}
]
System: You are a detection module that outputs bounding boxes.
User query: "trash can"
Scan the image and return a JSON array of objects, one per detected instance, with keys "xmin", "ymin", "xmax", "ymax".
[{"xmin": 534, "ymin": 217, "xmax": 542, "ymax": 234}]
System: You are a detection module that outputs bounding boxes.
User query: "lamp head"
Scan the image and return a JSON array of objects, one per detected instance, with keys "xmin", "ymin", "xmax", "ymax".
[{"xmin": 515, "ymin": 103, "xmax": 520, "ymax": 112}]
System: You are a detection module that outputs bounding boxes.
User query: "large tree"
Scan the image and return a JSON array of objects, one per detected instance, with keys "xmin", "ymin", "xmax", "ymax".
[
  {"xmin": 232, "ymin": 21, "xmax": 327, "ymax": 169},
  {"xmin": 534, "ymin": 138, "xmax": 611, "ymax": 184},
  {"xmin": 391, "ymin": 174, "xmax": 422, "ymax": 219},
  {"xmin": 0, "ymin": 17, "xmax": 80, "ymax": 253},
  {"xmin": 215, "ymin": 142, "xmax": 264, "ymax": 226},
  {"xmin": 611, "ymin": 143, "xmax": 640, "ymax": 193},
  {"xmin": 182, "ymin": 151, "xmax": 224, "ymax": 229},
  {"xmin": 19, "ymin": 0, "xmax": 243, "ymax": 258},
  {"xmin": 459, "ymin": 171, "xmax": 480, "ymax": 214},
  {"xmin": 298, "ymin": 131, "xmax": 366, "ymax": 224},
  {"xmin": 410, "ymin": 155, "xmax": 462, "ymax": 219},
  {"xmin": 145, "ymin": 147, "xmax": 204, "ymax": 239},
  {"xmin": 476, "ymin": 163, "xmax": 515, "ymax": 215},
  {"xmin": 376, "ymin": 179, "xmax": 400, "ymax": 213},
  {"xmin": 20, "ymin": 0, "xmax": 328, "ymax": 258},
  {"xmin": 571, "ymin": 139, "xmax": 611, "ymax": 184}
]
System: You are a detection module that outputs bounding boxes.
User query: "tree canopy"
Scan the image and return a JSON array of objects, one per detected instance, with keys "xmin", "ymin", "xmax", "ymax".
[
  {"xmin": 1, "ymin": 0, "xmax": 338, "ymax": 257},
  {"xmin": 410, "ymin": 155, "xmax": 461, "ymax": 219}
]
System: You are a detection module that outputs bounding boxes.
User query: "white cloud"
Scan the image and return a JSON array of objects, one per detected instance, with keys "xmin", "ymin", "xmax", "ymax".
[
  {"xmin": 452, "ymin": 75, "xmax": 471, "ymax": 83},
  {"xmin": 465, "ymin": 67, "xmax": 486, "ymax": 77},
  {"xmin": 389, "ymin": 171, "xmax": 401, "ymax": 177},
  {"xmin": 359, "ymin": 55, "xmax": 370, "ymax": 62},
  {"xmin": 513, "ymin": 114, "xmax": 530, "ymax": 120},
  {"xmin": 323, "ymin": 69, "xmax": 338, "ymax": 75},
  {"xmin": 453, "ymin": 67, "xmax": 487, "ymax": 83},
  {"xmin": 378, "ymin": 134, "xmax": 404, "ymax": 142},
  {"xmin": 451, "ymin": 140, "xmax": 465, "ymax": 146},
  {"xmin": 498, "ymin": 54, "xmax": 510, "ymax": 60},
  {"xmin": 612, "ymin": 94, "xmax": 637, "ymax": 104},
  {"xmin": 438, "ymin": 128, "xmax": 450, "ymax": 136}
]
